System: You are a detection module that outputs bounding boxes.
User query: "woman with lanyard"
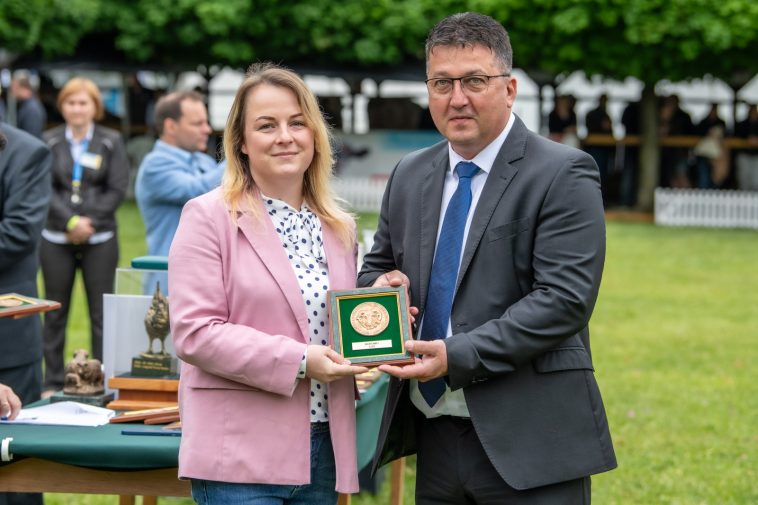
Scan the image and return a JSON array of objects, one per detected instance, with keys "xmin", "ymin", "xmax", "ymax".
[{"xmin": 40, "ymin": 77, "xmax": 128, "ymax": 397}]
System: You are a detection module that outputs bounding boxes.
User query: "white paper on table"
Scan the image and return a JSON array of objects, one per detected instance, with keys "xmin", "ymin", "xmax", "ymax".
[{"xmin": 0, "ymin": 401, "xmax": 115, "ymax": 427}]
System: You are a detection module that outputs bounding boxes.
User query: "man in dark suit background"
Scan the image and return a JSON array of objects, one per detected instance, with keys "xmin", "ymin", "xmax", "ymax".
[
  {"xmin": 0, "ymin": 120, "xmax": 52, "ymax": 505},
  {"xmin": 358, "ymin": 12, "xmax": 616, "ymax": 504}
]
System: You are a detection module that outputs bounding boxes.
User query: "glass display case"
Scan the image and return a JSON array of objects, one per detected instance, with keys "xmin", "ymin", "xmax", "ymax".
[{"xmin": 102, "ymin": 256, "xmax": 179, "ymax": 397}]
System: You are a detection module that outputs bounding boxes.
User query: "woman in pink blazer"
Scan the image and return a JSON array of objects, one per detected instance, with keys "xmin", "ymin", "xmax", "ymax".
[{"xmin": 168, "ymin": 63, "xmax": 367, "ymax": 505}]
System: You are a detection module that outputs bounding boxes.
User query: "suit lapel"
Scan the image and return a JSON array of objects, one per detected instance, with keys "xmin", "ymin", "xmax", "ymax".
[
  {"xmin": 418, "ymin": 149, "xmax": 449, "ymax": 313},
  {"xmin": 456, "ymin": 117, "xmax": 528, "ymax": 292},
  {"xmin": 52, "ymin": 131, "xmax": 74, "ymax": 179},
  {"xmin": 236, "ymin": 201, "xmax": 310, "ymax": 343}
]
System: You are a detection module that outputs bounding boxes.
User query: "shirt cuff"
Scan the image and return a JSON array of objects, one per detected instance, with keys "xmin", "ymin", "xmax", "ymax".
[{"xmin": 297, "ymin": 347, "xmax": 307, "ymax": 379}]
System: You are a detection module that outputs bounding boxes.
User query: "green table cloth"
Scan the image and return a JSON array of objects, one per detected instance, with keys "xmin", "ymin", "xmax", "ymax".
[{"xmin": 0, "ymin": 375, "xmax": 388, "ymax": 471}]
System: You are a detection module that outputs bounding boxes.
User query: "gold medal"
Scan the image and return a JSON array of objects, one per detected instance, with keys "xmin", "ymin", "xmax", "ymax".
[{"xmin": 350, "ymin": 302, "xmax": 390, "ymax": 336}]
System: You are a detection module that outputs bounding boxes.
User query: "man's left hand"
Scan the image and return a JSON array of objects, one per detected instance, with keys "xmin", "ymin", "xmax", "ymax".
[{"xmin": 378, "ymin": 339, "xmax": 448, "ymax": 381}]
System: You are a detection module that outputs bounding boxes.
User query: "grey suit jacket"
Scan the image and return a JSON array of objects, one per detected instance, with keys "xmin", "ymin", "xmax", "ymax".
[
  {"xmin": 0, "ymin": 124, "xmax": 52, "ymax": 369},
  {"xmin": 358, "ymin": 116, "xmax": 617, "ymax": 489}
]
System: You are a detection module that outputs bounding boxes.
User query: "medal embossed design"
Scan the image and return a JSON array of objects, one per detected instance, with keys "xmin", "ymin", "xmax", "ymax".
[{"xmin": 350, "ymin": 302, "xmax": 390, "ymax": 336}]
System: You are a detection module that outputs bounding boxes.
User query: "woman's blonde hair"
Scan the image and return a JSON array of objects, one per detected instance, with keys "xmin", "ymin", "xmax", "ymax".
[
  {"xmin": 222, "ymin": 62, "xmax": 354, "ymax": 248},
  {"xmin": 56, "ymin": 77, "xmax": 105, "ymax": 121}
]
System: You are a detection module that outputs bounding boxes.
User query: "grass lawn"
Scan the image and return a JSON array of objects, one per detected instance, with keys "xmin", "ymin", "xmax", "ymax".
[{"xmin": 44, "ymin": 202, "xmax": 756, "ymax": 504}]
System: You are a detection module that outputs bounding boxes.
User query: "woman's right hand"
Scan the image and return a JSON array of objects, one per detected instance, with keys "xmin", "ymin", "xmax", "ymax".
[{"xmin": 305, "ymin": 345, "xmax": 369, "ymax": 383}]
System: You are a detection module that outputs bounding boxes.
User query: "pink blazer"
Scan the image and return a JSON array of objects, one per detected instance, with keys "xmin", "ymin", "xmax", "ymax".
[{"xmin": 168, "ymin": 188, "xmax": 359, "ymax": 493}]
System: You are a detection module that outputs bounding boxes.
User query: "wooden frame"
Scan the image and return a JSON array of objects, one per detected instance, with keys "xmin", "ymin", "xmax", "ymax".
[
  {"xmin": 0, "ymin": 293, "xmax": 61, "ymax": 319},
  {"xmin": 328, "ymin": 286, "xmax": 414, "ymax": 367}
]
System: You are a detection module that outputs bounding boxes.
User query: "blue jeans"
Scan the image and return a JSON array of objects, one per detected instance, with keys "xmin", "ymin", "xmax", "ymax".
[{"xmin": 191, "ymin": 422, "xmax": 337, "ymax": 505}]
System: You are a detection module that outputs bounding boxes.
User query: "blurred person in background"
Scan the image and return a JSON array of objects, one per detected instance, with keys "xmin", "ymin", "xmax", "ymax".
[
  {"xmin": 548, "ymin": 94, "xmax": 578, "ymax": 147},
  {"xmin": 584, "ymin": 93, "xmax": 615, "ymax": 205},
  {"xmin": 735, "ymin": 103, "xmax": 758, "ymax": 191},
  {"xmin": 620, "ymin": 99, "xmax": 641, "ymax": 207},
  {"xmin": 658, "ymin": 95, "xmax": 694, "ymax": 187},
  {"xmin": 135, "ymin": 91, "xmax": 222, "ymax": 259},
  {"xmin": 40, "ymin": 77, "xmax": 128, "ymax": 397},
  {"xmin": 9, "ymin": 71, "xmax": 47, "ymax": 139}
]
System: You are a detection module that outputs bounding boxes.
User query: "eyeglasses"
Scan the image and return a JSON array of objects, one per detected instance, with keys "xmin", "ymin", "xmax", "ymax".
[{"xmin": 425, "ymin": 74, "xmax": 510, "ymax": 95}]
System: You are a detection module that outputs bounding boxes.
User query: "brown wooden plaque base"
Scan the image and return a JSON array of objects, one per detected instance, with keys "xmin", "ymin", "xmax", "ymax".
[{"xmin": 107, "ymin": 376, "xmax": 178, "ymax": 411}]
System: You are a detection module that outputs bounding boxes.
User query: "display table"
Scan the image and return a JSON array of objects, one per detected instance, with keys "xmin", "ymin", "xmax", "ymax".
[
  {"xmin": 0, "ymin": 422, "xmax": 186, "ymax": 505},
  {"xmin": 0, "ymin": 375, "xmax": 401, "ymax": 504}
]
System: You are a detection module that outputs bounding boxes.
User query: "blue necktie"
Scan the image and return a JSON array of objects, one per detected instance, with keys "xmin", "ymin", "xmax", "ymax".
[{"xmin": 419, "ymin": 161, "xmax": 480, "ymax": 407}]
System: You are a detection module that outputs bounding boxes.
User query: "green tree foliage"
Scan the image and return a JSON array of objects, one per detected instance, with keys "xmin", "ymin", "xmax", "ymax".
[
  {"xmin": 3, "ymin": 1, "xmax": 756, "ymax": 209},
  {"xmin": 2, "ymin": 0, "xmax": 756, "ymax": 83},
  {"xmin": 0, "ymin": 0, "xmax": 101, "ymax": 59}
]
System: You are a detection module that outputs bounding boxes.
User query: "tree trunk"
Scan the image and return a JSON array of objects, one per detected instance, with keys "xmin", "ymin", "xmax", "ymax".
[{"xmin": 637, "ymin": 84, "xmax": 659, "ymax": 211}]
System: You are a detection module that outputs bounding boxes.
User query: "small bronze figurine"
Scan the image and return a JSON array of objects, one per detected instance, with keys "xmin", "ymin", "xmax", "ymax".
[
  {"xmin": 143, "ymin": 282, "xmax": 170, "ymax": 357},
  {"xmin": 63, "ymin": 349, "xmax": 104, "ymax": 395}
]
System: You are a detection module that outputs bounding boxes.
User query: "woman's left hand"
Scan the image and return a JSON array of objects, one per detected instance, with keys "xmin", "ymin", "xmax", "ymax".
[{"xmin": 305, "ymin": 345, "xmax": 369, "ymax": 383}]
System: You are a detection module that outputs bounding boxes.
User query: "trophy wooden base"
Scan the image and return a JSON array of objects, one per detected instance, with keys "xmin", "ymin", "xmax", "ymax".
[
  {"xmin": 49, "ymin": 390, "xmax": 115, "ymax": 407},
  {"xmin": 106, "ymin": 375, "xmax": 179, "ymax": 411},
  {"xmin": 131, "ymin": 354, "xmax": 177, "ymax": 377}
]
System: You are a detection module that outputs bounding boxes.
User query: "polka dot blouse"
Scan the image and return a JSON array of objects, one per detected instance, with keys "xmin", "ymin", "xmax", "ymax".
[{"xmin": 264, "ymin": 195, "xmax": 330, "ymax": 423}]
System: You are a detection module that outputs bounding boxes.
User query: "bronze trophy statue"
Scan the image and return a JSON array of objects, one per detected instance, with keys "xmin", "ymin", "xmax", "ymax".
[
  {"xmin": 131, "ymin": 283, "xmax": 177, "ymax": 377},
  {"xmin": 143, "ymin": 282, "xmax": 170, "ymax": 357},
  {"xmin": 49, "ymin": 349, "xmax": 114, "ymax": 406}
]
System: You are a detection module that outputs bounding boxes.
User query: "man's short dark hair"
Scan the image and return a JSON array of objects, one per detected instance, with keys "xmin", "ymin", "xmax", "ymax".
[
  {"xmin": 153, "ymin": 90, "xmax": 205, "ymax": 136},
  {"xmin": 425, "ymin": 12, "xmax": 513, "ymax": 74}
]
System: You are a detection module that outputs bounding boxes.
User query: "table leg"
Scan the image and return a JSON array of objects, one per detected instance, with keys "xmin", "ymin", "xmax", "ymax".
[
  {"xmin": 143, "ymin": 497, "xmax": 158, "ymax": 505},
  {"xmin": 337, "ymin": 493, "xmax": 351, "ymax": 505},
  {"xmin": 118, "ymin": 497, "xmax": 135, "ymax": 505},
  {"xmin": 390, "ymin": 457, "xmax": 405, "ymax": 505}
]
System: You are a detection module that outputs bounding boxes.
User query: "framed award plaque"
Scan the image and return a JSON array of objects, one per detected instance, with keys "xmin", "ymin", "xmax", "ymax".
[{"xmin": 328, "ymin": 286, "xmax": 415, "ymax": 367}]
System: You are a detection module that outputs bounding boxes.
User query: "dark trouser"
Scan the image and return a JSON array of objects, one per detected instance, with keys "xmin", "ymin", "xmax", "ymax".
[
  {"xmin": 40, "ymin": 236, "xmax": 118, "ymax": 390},
  {"xmin": 416, "ymin": 416, "xmax": 590, "ymax": 505},
  {"xmin": 0, "ymin": 362, "xmax": 43, "ymax": 505}
]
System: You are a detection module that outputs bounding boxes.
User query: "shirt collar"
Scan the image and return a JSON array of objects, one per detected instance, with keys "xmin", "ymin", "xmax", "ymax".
[
  {"xmin": 65, "ymin": 124, "xmax": 94, "ymax": 145},
  {"xmin": 447, "ymin": 112, "xmax": 516, "ymax": 176},
  {"xmin": 155, "ymin": 139, "xmax": 194, "ymax": 163}
]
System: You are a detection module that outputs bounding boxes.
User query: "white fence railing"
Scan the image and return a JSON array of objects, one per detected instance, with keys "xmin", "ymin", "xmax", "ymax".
[
  {"xmin": 654, "ymin": 188, "xmax": 758, "ymax": 229},
  {"xmin": 333, "ymin": 177, "xmax": 388, "ymax": 213}
]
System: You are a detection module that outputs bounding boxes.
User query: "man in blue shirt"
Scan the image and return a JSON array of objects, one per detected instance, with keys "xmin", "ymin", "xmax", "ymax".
[{"xmin": 135, "ymin": 91, "xmax": 223, "ymax": 260}]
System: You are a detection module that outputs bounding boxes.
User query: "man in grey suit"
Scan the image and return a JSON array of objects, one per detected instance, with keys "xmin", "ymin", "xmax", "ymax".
[
  {"xmin": 358, "ymin": 12, "xmax": 616, "ymax": 504},
  {"xmin": 0, "ymin": 122, "xmax": 52, "ymax": 505}
]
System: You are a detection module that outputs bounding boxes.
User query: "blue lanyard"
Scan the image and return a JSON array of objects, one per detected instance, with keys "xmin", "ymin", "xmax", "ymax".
[{"xmin": 71, "ymin": 139, "xmax": 90, "ymax": 198}]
